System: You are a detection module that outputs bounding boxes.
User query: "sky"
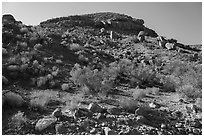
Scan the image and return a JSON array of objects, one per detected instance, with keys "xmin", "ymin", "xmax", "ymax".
[{"xmin": 2, "ymin": 2, "xmax": 202, "ymax": 45}]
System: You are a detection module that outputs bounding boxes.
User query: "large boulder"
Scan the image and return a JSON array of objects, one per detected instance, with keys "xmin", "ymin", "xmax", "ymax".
[
  {"xmin": 35, "ymin": 116, "xmax": 57, "ymax": 131},
  {"xmin": 3, "ymin": 90, "xmax": 25, "ymax": 107}
]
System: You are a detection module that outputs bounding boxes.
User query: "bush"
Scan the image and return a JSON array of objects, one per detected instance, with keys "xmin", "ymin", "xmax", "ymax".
[
  {"xmin": 161, "ymin": 61, "xmax": 202, "ymax": 99},
  {"xmin": 62, "ymin": 93, "xmax": 84, "ymax": 111},
  {"xmin": 160, "ymin": 75, "xmax": 181, "ymax": 92},
  {"xmin": 118, "ymin": 97, "xmax": 138, "ymax": 112},
  {"xmin": 69, "ymin": 63, "xmax": 114, "ymax": 95},
  {"xmin": 30, "ymin": 90, "xmax": 59, "ymax": 110},
  {"xmin": 177, "ymin": 84, "xmax": 201, "ymax": 99},
  {"xmin": 9, "ymin": 111, "xmax": 28, "ymax": 130},
  {"xmin": 132, "ymin": 88, "xmax": 148, "ymax": 100}
]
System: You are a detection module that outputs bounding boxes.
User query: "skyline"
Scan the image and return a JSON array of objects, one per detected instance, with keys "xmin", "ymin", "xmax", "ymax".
[{"xmin": 2, "ymin": 2, "xmax": 202, "ymax": 45}]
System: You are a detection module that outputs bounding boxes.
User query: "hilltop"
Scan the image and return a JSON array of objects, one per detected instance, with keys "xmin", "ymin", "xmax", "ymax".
[{"xmin": 2, "ymin": 12, "xmax": 202, "ymax": 135}]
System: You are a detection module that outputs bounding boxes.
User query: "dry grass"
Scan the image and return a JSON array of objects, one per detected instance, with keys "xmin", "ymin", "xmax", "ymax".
[{"xmin": 29, "ymin": 90, "xmax": 59, "ymax": 110}]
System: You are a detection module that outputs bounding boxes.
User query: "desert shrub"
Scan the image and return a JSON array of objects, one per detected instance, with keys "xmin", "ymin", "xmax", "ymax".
[
  {"xmin": 70, "ymin": 63, "xmax": 115, "ymax": 95},
  {"xmin": 62, "ymin": 93, "xmax": 84, "ymax": 111},
  {"xmin": 160, "ymin": 74, "xmax": 181, "ymax": 92},
  {"xmin": 132, "ymin": 88, "xmax": 149, "ymax": 100},
  {"xmin": 161, "ymin": 61, "xmax": 201, "ymax": 99},
  {"xmin": 118, "ymin": 97, "xmax": 138, "ymax": 112},
  {"xmin": 177, "ymin": 84, "xmax": 201, "ymax": 99},
  {"xmin": 130, "ymin": 63, "xmax": 160, "ymax": 87},
  {"xmin": 29, "ymin": 90, "xmax": 59, "ymax": 110},
  {"xmin": 109, "ymin": 60, "xmax": 160, "ymax": 87},
  {"xmin": 9, "ymin": 111, "xmax": 28, "ymax": 130}
]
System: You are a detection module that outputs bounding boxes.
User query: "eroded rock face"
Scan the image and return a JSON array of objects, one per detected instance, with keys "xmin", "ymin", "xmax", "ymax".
[{"xmin": 2, "ymin": 14, "xmax": 16, "ymax": 24}]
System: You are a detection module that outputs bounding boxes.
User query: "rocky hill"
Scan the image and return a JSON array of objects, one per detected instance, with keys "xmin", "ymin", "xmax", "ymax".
[{"xmin": 2, "ymin": 12, "xmax": 202, "ymax": 135}]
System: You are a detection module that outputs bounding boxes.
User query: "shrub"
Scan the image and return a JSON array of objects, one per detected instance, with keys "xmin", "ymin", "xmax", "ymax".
[
  {"xmin": 160, "ymin": 75, "xmax": 181, "ymax": 92},
  {"xmin": 30, "ymin": 90, "xmax": 59, "ymax": 110},
  {"xmin": 132, "ymin": 88, "xmax": 148, "ymax": 100},
  {"xmin": 70, "ymin": 63, "xmax": 114, "ymax": 95},
  {"xmin": 9, "ymin": 111, "xmax": 28, "ymax": 130},
  {"xmin": 62, "ymin": 93, "xmax": 84, "ymax": 111},
  {"xmin": 118, "ymin": 97, "xmax": 138, "ymax": 112},
  {"xmin": 177, "ymin": 84, "xmax": 201, "ymax": 99},
  {"xmin": 161, "ymin": 61, "xmax": 202, "ymax": 99}
]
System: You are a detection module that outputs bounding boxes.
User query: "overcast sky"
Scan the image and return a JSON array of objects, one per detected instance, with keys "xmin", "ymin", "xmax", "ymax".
[{"xmin": 2, "ymin": 2, "xmax": 202, "ymax": 45}]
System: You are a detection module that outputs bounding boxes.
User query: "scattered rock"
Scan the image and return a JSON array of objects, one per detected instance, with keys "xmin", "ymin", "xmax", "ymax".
[
  {"xmin": 56, "ymin": 59, "xmax": 63, "ymax": 64},
  {"xmin": 90, "ymin": 128, "xmax": 97, "ymax": 134},
  {"xmin": 61, "ymin": 83, "xmax": 71, "ymax": 91},
  {"xmin": 37, "ymin": 77, "xmax": 48, "ymax": 87},
  {"xmin": 55, "ymin": 123, "xmax": 67, "ymax": 134},
  {"xmin": 165, "ymin": 43, "xmax": 175, "ymax": 50},
  {"xmin": 74, "ymin": 108, "xmax": 92, "ymax": 119},
  {"xmin": 52, "ymin": 108, "xmax": 62, "ymax": 119},
  {"xmin": 7, "ymin": 65, "xmax": 19, "ymax": 72},
  {"xmin": 136, "ymin": 115, "xmax": 158, "ymax": 127},
  {"xmin": 104, "ymin": 127, "xmax": 117, "ymax": 135},
  {"xmin": 107, "ymin": 107, "xmax": 123, "ymax": 115},
  {"xmin": 87, "ymin": 103, "xmax": 103, "ymax": 113},
  {"xmin": 149, "ymin": 102, "xmax": 156, "ymax": 108},
  {"xmin": 186, "ymin": 104, "xmax": 196, "ymax": 114},
  {"xmin": 161, "ymin": 123, "xmax": 166, "ymax": 129},
  {"xmin": 34, "ymin": 44, "xmax": 43, "ymax": 50},
  {"xmin": 35, "ymin": 115, "xmax": 57, "ymax": 131},
  {"xmin": 94, "ymin": 113, "xmax": 106, "ymax": 120}
]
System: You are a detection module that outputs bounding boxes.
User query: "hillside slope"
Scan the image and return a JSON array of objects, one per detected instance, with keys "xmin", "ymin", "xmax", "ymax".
[{"xmin": 2, "ymin": 12, "xmax": 202, "ymax": 135}]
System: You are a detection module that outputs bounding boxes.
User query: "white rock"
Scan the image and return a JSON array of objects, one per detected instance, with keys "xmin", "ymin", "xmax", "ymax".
[
  {"xmin": 35, "ymin": 116, "xmax": 57, "ymax": 131},
  {"xmin": 61, "ymin": 83, "xmax": 70, "ymax": 91},
  {"xmin": 56, "ymin": 59, "xmax": 62, "ymax": 64}
]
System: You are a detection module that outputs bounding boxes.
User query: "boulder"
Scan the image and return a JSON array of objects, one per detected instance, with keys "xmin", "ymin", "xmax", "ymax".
[
  {"xmin": 136, "ymin": 115, "xmax": 157, "ymax": 127},
  {"xmin": 165, "ymin": 43, "xmax": 175, "ymax": 50},
  {"xmin": 3, "ymin": 91, "xmax": 24, "ymax": 107},
  {"xmin": 37, "ymin": 77, "xmax": 48, "ymax": 87},
  {"xmin": 2, "ymin": 76, "xmax": 9, "ymax": 85},
  {"xmin": 34, "ymin": 44, "xmax": 43, "ymax": 50},
  {"xmin": 20, "ymin": 27, "xmax": 29, "ymax": 34},
  {"xmin": 2, "ymin": 48, "xmax": 8, "ymax": 55},
  {"xmin": 61, "ymin": 83, "xmax": 71, "ymax": 91},
  {"xmin": 35, "ymin": 116, "xmax": 57, "ymax": 131},
  {"xmin": 7, "ymin": 65, "xmax": 19, "ymax": 72},
  {"xmin": 56, "ymin": 59, "xmax": 63, "ymax": 64},
  {"xmin": 87, "ymin": 103, "xmax": 103, "ymax": 113},
  {"xmin": 73, "ymin": 108, "xmax": 92, "ymax": 119}
]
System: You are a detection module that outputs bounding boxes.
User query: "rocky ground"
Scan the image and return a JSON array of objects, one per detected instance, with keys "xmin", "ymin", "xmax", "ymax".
[{"xmin": 2, "ymin": 12, "xmax": 202, "ymax": 135}]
